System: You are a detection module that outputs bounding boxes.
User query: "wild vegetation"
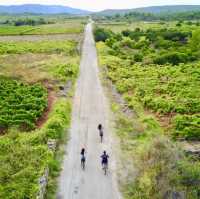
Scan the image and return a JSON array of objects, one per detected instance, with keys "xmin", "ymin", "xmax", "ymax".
[
  {"xmin": 94, "ymin": 19, "xmax": 200, "ymax": 198},
  {"xmin": 0, "ymin": 17, "xmax": 82, "ymax": 198},
  {"xmin": 95, "ymin": 10, "xmax": 200, "ymax": 22},
  {"xmin": 95, "ymin": 25, "xmax": 200, "ymax": 140},
  {"xmin": 0, "ymin": 40, "xmax": 77, "ymax": 54},
  {"xmin": 0, "ymin": 16, "xmax": 85, "ymax": 35}
]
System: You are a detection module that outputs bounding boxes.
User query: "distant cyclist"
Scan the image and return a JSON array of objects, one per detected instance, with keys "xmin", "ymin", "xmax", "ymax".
[
  {"xmin": 101, "ymin": 150, "xmax": 109, "ymax": 175},
  {"xmin": 98, "ymin": 124, "xmax": 103, "ymax": 143},
  {"xmin": 80, "ymin": 148, "xmax": 86, "ymax": 170}
]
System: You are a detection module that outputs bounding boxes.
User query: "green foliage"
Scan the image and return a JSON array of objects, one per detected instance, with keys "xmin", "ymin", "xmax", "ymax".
[
  {"xmin": 124, "ymin": 136, "xmax": 180, "ymax": 199},
  {"xmin": 101, "ymin": 10, "xmax": 200, "ymax": 21},
  {"xmin": 93, "ymin": 27, "xmax": 113, "ymax": 42},
  {"xmin": 0, "ymin": 17, "xmax": 85, "ymax": 35},
  {"xmin": 97, "ymin": 37, "xmax": 200, "ymax": 140},
  {"xmin": 50, "ymin": 63, "xmax": 79, "ymax": 83},
  {"xmin": 0, "ymin": 98, "xmax": 71, "ymax": 198},
  {"xmin": 96, "ymin": 26, "xmax": 196, "ymax": 65},
  {"xmin": 0, "ymin": 40, "xmax": 77, "ymax": 55},
  {"xmin": 190, "ymin": 29, "xmax": 200, "ymax": 51},
  {"xmin": 153, "ymin": 52, "xmax": 189, "ymax": 65},
  {"xmin": 173, "ymin": 114, "xmax": 200, "ymax": 140},
  {"xmin": 0, "ymin": 20, "xmax": 80, "ymax": 197},
  {"xmin": 13, "ymin": 18, "xmax": 51, "ymax": 26},
  {"xmin": 134, "ymin": 53, "xmax": 143, "ymax": 62},
  {"xmin": 0, "ymin": 76, "xmax": 47, "ymax": 130},
  {"xmin": 96, "ymin": 20, "xmax": 200, "ymax": 199}
]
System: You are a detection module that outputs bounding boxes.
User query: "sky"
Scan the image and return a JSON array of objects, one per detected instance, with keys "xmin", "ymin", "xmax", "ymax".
[{"xmin": 0, "ymin": 0, "xmax": 199, "ymax": 11}]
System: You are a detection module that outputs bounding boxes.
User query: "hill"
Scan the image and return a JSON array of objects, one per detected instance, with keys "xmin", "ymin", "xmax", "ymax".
[
  {"xmin": 97, "ymin": 5, "xmax": 200, "ymax": 15},
  {"xmin": 0, "ymin": 4, "xmax": 91, "ymax": 15}
]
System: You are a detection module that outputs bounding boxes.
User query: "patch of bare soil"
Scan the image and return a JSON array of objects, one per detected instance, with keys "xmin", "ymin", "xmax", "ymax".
[{"xmin": 36, "ymin": 89, "xmax": 56, "ymax": 128}]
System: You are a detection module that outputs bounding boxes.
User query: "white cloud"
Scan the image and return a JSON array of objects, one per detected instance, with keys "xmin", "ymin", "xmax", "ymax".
[{"xmin": 0, "ymin": 0, "xmax": 199, "ymax": 11}]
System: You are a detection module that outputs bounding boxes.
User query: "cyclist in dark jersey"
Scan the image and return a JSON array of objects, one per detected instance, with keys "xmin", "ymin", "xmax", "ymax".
[
  {"xmin": 80, "ymin": 148, "xmax": 86, "ymax": 170},
  {"xmin": 98, "ymin": 124, "xmax": 103, "ymax": 142},
  {"xmin": 101, "ymin": 150, "xmax": 109, "ymax": 167}
]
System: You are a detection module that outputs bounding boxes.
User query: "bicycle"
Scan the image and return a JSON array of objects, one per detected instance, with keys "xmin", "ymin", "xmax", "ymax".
[
  {"xmin": 99, "ymin": 129, "xmax": 103, "ymax": 143},
  {"xmin": 102, "ymin": 162, "xmax": 108, "ymax": 175},
  {"xmin": 101, "ymin": 151, "xmax": 109, "ymax": 175},
  {"xmin": 81, "ymin": 155, "xmax": 86, "ymax": 170}
]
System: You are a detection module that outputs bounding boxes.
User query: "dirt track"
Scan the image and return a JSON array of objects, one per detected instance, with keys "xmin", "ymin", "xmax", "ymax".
[{"xmin": 57, "ymin": 23, "xmax": 121, "ymax": 199}]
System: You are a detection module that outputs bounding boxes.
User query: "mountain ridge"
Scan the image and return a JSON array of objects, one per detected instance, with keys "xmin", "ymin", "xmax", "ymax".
[
  {"xmin": 0, "ymin": 4, "xmax": 91, "ymax": 15},
  {"xmin": 97, "ymin": 5, "xmax": 200, "ymax": 15},
  {"xmin": 0, "ymin": 4, "xmax": 200, "ymax": 15}
]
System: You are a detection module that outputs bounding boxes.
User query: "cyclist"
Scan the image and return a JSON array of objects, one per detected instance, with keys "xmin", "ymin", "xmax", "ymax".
[
  {"xmin": 101, "ymin": 150, "xmax": 109, "ymax": 174},
  {"xmin": 80, "ymin": 148, "xmax": 86, "ymax": 170},
  {"xmin": 98, "ymin": 124, "xmax": 103, "ymax": 142}
]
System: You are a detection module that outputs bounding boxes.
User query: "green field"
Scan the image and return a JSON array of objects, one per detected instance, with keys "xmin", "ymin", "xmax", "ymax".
[
  {"xmin": 0, "ymin": 40, "xmax": 77, "ymax": 54},
  {"xmin": 96, "ymin": 21, "xmax": 200, "ymax": 32},
  {"xmin": 95, "ymin": 21, "xmax": 200, "ymax": 199},
  {"xmin": 0, "ymin": 17, "xmax": 86, "ymax": 35},
  {"xmin": 0, "ymin": 17, "xmax": 82, "ymax": 198}
]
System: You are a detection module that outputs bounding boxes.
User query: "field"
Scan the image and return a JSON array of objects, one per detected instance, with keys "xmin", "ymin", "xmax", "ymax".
[
  {"xmin": 96, "ymin": 21, "xmax": 200, "ymax": 32},
  {"xmin": 0, "ymin": 17, "xmax": 82, "ymax": 198},
  {"xmin": 95, "ymin": 20, "xmax": 200, "ymax": 198},
  {"xmin": 0, "ymin": 17, "xmax": 86, "ymax": 35}
]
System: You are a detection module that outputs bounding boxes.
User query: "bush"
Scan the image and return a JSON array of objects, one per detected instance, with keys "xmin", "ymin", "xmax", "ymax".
[
  {"xmin": 173, "ymin": 114, "xmax": 200, "ymax": 140},
  {"xmin": 153, "ymin": 52, "xmax": 189, "ymax": 65},
  {"xmin": 93, "ymin": 27, "xmax": 113, "ymax": 42},
  {"xmin": 134, "ymin": 53, "xmax": 143, "ymax": 62}
]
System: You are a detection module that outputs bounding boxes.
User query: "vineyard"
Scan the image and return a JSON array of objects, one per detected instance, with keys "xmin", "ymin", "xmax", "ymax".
[
  {"xmin": 0, "ymin": 77, "xmax": 47, "ymax": 131},
  {"xmin": 95, "ymin": 26, "xmax": 200, "ymax": 140},
  {"xmin": 95, "ymin": 22, "xmax": 200, "ymax": 199},
  {"xmin": 0, "ymin": 17, "xmax": 81, "ymax": 198}
]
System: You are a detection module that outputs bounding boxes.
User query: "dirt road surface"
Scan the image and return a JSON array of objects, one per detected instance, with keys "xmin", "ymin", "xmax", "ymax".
[{"xmin": 57, "ymin": 23, "xmax": 121, "ymax": 199}]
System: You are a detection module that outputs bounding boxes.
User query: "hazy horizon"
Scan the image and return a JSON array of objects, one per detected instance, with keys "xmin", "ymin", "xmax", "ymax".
[{"xmin": 0, "ymin": 1, "xmax": 199, "ymax": 11}]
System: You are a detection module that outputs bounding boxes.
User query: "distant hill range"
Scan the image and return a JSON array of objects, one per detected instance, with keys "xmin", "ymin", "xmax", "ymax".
[
  {"xmin": 0, "ymin": 4, "xmax": 200, "ymax": 15},
  {"xmin": 97, "ymin": 5, "xmax": 200, "ymax": 15},
  {"xmin": 0, "ymin": 4, "xmax": 91, "ymax": 15}
]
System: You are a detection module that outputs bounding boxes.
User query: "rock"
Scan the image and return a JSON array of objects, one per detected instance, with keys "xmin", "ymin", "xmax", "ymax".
[
  {"xmin": 181, "ymin": 141, "xmax": 200, "ymax": 158},
  {"xmin": 47, "ymin": 139, "xmax": 57, "ymax": 151},
  {"xmin": 164, "ymin": 190, "xmax": 185, "ymax": 199},
  {"xmin": 37, "ymin": 168, "xmax": 49, "ymax": 199}
]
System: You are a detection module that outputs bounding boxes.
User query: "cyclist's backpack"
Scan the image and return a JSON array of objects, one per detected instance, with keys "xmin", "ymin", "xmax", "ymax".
[
  {"xmin": 81, "ymin": 155, "xmax": 86, "ymax": 162},
  {"xmin": 102, "ymin": 155, "xmax": 108, "ymax": 163}
]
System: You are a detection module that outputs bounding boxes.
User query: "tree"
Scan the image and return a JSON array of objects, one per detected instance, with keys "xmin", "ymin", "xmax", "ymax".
[{"xmin": 94, "ymin": 28, "xmax": 113, "ymax": 42}]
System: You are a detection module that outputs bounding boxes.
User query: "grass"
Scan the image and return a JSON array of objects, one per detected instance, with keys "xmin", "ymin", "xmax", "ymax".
[
  {"xmin": 26, "ymin": 23, "xmax": 84, "ymax": 35},
  {"xmin": 0, "ymin": 53, "xmax": 79, "ymax": 87},
  {"xmin": 0, "ymin": 40, "xmax": 77, "ymax": 55}
]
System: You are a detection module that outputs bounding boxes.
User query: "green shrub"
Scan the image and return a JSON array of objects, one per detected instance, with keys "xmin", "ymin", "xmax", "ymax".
[
  {"xmin": 153, "ymin": 52, "xmax": 189, "ymax": 65},
  {"xmin": 93, "ymin": 27, "xmax": 113, "ymax": 42},
  {"xmin": 134, "ymin": 53, "xmax": 143, "ymax": 62}
]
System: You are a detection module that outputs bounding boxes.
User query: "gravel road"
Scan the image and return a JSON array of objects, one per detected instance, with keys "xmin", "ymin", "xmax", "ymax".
[{"xmin": 57, "ymin": 23, "xmax": 121, "ymax": 199}]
